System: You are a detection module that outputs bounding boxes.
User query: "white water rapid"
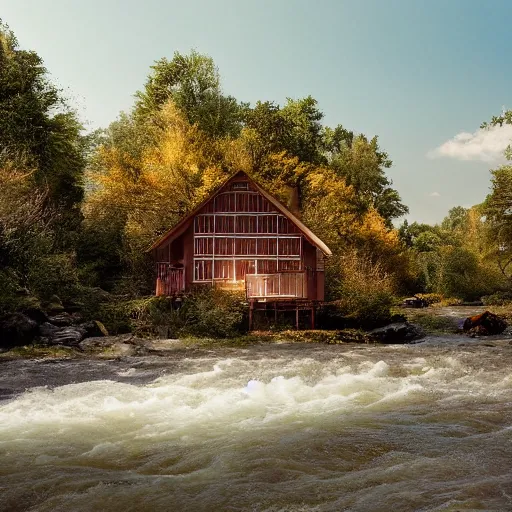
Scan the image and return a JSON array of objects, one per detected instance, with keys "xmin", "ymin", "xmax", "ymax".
[{"xmin": 1, "ymin": 341, "xmax": 512, "ymax": 511}]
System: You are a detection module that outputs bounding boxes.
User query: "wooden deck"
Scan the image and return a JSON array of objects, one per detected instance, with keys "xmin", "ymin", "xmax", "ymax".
[{"xmin": 245, "ymin": 272, "xmax": 306, "ymax": 299}]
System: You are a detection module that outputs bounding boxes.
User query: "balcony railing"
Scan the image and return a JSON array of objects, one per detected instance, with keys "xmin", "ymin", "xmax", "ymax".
[
  {"xmin": 156, "ymin": 263, "xmax": 185, "ymax": 296},
  {"xmin": 245, "ymin": 272, "xmax": 306, "ymax": 299}
]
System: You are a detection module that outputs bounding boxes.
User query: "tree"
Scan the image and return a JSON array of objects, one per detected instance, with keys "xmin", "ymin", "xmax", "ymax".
[
  {"xmin": 483, "ymin": 165, "xmax": 512, "ymax": 282},
  {"xmin": 134, "ymin": 50, "xmax": 245, "ymax": 138},
  {"xmin": 327, "ymin": 132, "xmax": 408, "ymax": 224},
  {"xmin": 83, "ymin": 102, "xmax": 218, "ymax": 292},
  {"xmin": 0, "ymin": 21, "xmax": 85, "ymax": 212}
]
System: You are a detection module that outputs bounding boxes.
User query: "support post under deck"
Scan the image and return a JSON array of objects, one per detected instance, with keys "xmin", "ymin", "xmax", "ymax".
[{"xmin": 249, "ymin": 300, "xmax": 254, "ymax": 331}]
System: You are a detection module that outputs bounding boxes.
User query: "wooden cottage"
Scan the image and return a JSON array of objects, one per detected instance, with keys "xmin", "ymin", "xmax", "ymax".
[{"xmin": 149, "ymin": 171, "xmax": 332, "ymax": 329}]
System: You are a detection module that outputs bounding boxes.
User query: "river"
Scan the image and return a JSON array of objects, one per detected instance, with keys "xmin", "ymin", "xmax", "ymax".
[{"xmin": 1, "ymin": 336, "xmax": 512, "ymax": 511}]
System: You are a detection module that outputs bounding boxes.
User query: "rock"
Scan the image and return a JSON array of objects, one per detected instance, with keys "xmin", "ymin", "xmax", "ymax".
[
  {"xmin": 463, "ymin": 311, "xmax": 507, "ymax": 336},
  {"xmin": 47, "ymin": 303, "xmax": 65, "ymax": 315},
  {"xmin": 78, "ymin": 334, "xmax": 142, "ymax": 353},
  {"xmin": 39, "ymin": 322, "xmax": 60, "ymax": 338},
  {"xmin": 46, "ymin": 295, "xmax": 65, "ymax": 315},
  {"xmin": 22, "ymin": 307, "xmax": 49, "ymax": 325},
  {"xmin": 369, "ymin": 322, "xmax": 425, "ymax": 344},
  {"xmin": 78, "ymin": 335, "xmax": 119, "ymax": 351},
  {"xmin": 47, "ymin": 312, "xmax": 74, "ymax": 327},
  {"xmin": 402, "ymin": 296, "xmax": 428, "ymax": 308},
  {"xmin": 79, "ymin": 320, "xmax": 109, "ymax": 338},
  {"xmin": 48, "ymin": 326, "xmax": 87, "ymax": 346},
  {"xmin": 0, "ymin": 313, "xmax": 39, "ymax": 347}
]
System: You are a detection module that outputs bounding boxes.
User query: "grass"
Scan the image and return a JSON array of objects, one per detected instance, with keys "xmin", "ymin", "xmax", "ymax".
[
  {"xmin": 0, "ymin": 344, "xmax": 80, "ymax": 359},
  {"xmin": 178, "ymin": 329, "xmax": 373, "ymax": 347},
  {"xmin": 407, "ymin": 313, "xmax": 460, "ymax": 334}
]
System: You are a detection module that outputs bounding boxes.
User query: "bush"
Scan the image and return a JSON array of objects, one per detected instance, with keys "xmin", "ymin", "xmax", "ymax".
[
  {"xmin": 324, "ymin": 251, "xmax": 395, "ymax": 329},
  {"xmin": 101, "ymin": 287, "xmax": 248, "ymax": 338},
  {"xmin": 173, "ymin": 287, "xmax": 247, "ymax": 337},
  {"xmin": 415, "ymin": 293, "xmax": 443, "ymax": 306},
  {"xmin": 0, "ymin": 269, "xmax": 23, "ymax": 315},
  {"xmin": 414, "ymin": 293, "xmax": 462, "ymax": 307},
  {"xmin": 27, "ymin": 253, "xmax": 80, "ymax": 302},
  {"xmin": 481, "ymin": 290, "xmax": 512, "ymax": 306}
]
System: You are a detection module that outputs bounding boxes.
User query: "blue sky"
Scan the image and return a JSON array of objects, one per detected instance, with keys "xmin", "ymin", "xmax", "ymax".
[{"xmin": 3, "ymin": 0, "xmax": 512, "ymax": 224}]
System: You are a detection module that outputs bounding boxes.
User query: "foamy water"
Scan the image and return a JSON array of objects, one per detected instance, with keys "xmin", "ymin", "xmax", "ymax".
[{"xmin": 1, "ymin": 341, "xmax": 512, "ymax": 511}]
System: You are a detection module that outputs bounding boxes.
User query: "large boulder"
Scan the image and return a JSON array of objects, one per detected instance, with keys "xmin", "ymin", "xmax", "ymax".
[
  {"xmin": 463, "ymin": 311, "xmax": 507, "ymax": 336},
  {"xmin": 0, "ymin": 313, "xmax": 39, "ymax": 347},
  {"xmin": 48, "ymin": 326, "xmax": 87, "ymax": 346},
  {"xmin": 369, "ymin": 322, "xmax": 425, "ymax": 344}
]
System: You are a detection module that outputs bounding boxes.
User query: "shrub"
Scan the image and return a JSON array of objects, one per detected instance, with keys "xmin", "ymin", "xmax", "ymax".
[
  {"xmin": 481, "ymin": 290, "xmax": 512, "ymax": 306},
  {"xmin": 324, "ymin": 251, "xmax": 395, "ymax": 329},
  {"xmin": 175, "ymin": 287, "xmax": 247, "ymax": 337},
  {"xmin": 415, "ymin": 293, "xmax": 443, "ymax": 306},
  {"xmin": 27, "ymin": 253, "xmax": 80, "ymax": 302},
  {"xmin": 101, "ymin": 288, "xmax": 248, "ymax": 338},
  {"xmin": 435, "ymin": 247, "xmax": 502, "ymax": 301},
  {"xmin": 0, "ymin": 269, "xmax": 23, "ymax": 315}
]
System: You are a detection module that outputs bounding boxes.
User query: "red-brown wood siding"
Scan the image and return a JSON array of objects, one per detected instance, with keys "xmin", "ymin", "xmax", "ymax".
[{"xmin": 153, "ymin": 177, "xmax": 325, "ymax": 300}]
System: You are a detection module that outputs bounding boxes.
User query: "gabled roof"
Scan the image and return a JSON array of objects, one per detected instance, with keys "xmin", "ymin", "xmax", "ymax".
[{"xmin": 148, "ymin": 171, "xmax": 332, "ymax": 256}]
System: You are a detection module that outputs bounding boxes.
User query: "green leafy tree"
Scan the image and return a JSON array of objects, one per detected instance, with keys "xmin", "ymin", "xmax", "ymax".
[
  {"xmin": 135, "ymin": 50, "xmax": 245, "ymax": 138},
  {"xmin": 483, "ymin": 165, "xmax": 512, "ymax": 282},
  {"xmin": 0, "ymin": 21, "xmax": 85, "ymax": 216},
  {"xmin": 327, "ymin": 132, "xmax": 408, "ymax": 224}
]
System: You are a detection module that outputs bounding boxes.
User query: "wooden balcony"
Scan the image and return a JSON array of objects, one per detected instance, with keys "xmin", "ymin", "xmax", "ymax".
[
  {"xmin": 156, "ymin": 263, "xmax": 185, "ymax": 296},
  {"xmin": 245, "ymin": 272, "xmax": 307, "ymax": 299}
]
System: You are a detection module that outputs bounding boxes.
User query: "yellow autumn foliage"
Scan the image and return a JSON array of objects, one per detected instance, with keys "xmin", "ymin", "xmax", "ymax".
[{"xmin": 84, "ymin": 99, "xmax": 406, "ymax": 297}]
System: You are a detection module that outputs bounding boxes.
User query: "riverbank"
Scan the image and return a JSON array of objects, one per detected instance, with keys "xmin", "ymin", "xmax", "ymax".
[{"xmin": 1, "ymin": 304, "xmax": 510, "ymax": 365}]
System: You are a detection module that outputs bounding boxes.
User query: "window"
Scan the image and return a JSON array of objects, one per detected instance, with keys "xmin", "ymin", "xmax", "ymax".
[
  {"xmin": 232, "ymin": 181, "xmax": 249, "ymax": 190},
  {"xmin": 195, "ymin": 260, "xmax": 212, "ymax": 281}
]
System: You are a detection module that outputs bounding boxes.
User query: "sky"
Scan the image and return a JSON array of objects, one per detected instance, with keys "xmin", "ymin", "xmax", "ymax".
[{"xmin": 2, "ymin": 0, "xmax": 512, "ymax": 224}]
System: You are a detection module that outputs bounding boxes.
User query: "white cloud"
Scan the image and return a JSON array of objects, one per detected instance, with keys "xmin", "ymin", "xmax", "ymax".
[
  {"xmin": 428, "ymin": 124, "xmax": 512, "ymax": 162},
  {"xmin": 429, "ymin": 191, "xmax": 441, "ymax": 197}
]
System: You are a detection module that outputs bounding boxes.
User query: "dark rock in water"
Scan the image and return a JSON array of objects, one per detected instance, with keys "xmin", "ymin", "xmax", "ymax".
[
  {"xmin": 48, "ymin": 326, "xmax": 87, "ymax": 346},
  {"xmin": 402, "ymin": 297, "xmax": 428, "ymax": 308},
  {"xmin": 39, "ymin": 322, "xmax": 60, "ymax": 338},
  {"xmin": 0, "ymin": 313, "xmax": 39, "ymax": 347},
  {"xmin": 463, "ymin": 311, "xmax": 507, "ymax": 336},
  {"xmin": 369, "ymin": 322, "xmax": 425, "ymax": 344},
  {"xmin": 48, "ymin": 312, "xmax": 74, "ymax": 327}
]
